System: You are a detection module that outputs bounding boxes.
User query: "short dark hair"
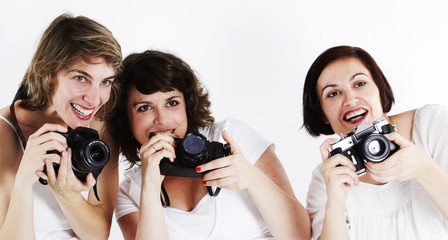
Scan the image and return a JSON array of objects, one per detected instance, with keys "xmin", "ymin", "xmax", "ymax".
[
  {"xmin": 302, "ymin": 46, "xmax": 395, "ymax": 136},
  {"xmin": 107, "ymin": 50, "xmax": 214, "ymax": 165},
  {"xmin": 20, "ymin": 13, "xmax": 122, "ymax": 120}
]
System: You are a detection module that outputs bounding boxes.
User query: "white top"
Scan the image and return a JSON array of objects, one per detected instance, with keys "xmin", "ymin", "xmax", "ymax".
[
  {"xmin": 116, "ymin": 118, "xmax": 274, "ymax": 239},
  {"xmin": 307, "ymin": 104, "xmax": 448, "ymax": 240},
  {"xmin": 0, "ymin": 115, "xmax": 88, "ymax": 240}
]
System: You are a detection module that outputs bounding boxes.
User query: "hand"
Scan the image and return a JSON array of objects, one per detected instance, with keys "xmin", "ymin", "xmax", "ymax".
[
  {"xmin": 37, "ymin": 148, "xmax": 96, "ymax": 200},
  {"xmin": 16, "ymin": 124, "xmax": 68, "ymax": 186},
  {"xmin": 365, "ymin": 132, "xmax": 433, "ymax": 183},
  {"xmin": 139, "ymin": 133, "xmax": 176, "ymax": 183},
  {"xmin": 197, "ymin": 130, "xmax": 257, "ymax": 191},
  {"xmin": 320, "ymin": 138, "xmax": 359, "ymax": 207}
]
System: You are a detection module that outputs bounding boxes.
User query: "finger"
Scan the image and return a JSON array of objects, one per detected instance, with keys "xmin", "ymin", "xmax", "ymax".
[
  {"xmin": 324, "ymin": 154, "xmax": 356, "ymax": 170},
  {"xmin": 84, "ymin": 172, "xmax": 96, "ymax": 189},
  {"xmin": 366, "ymin": 168, "xmax": 392, "ymax": 183},
  {"xmin": 31, "ymin": 123, "xmax": 68, "ymax": 137},
  {"xmin": 205, "ymin": 175, "xmax": 237, "ymax": 187},
  {"xmin": 45, "ymin": 159, "xmax": 57, "ymax": 183},
  {"xmin": 384, "ymin": 132, "xmax": 407, "ymax": 148},
  {"xmin": 141, "ymin": 137, "xmax": 176, "ymax": 156},
  {"xmin": 202, "ymin": 166, "xmax": 233, "ymax": 181},
  {"xmin": 197, "ymin": 157, "xmax": 231, "ymax": 173},
  {"xmin": 222, "ymin": 130, "xmax": 240, "ymax": 154},
  {"xmin": 320, "ymin": 138, "xmax": 340, "ymax": 161},
  {"xmin": 145, "ymin": 133, "xmax": 176, "ymax": 148},
  {"xmin": 57, "ymin": 150, "xmax": 69, "ymax": 181},
  {"xmin": 36, "ymin": 170, "xmax": 48, "ymax": 180},
  {"xmin": 39, "ymin": 139, "xmax": 68, "ymax": 155},
  {"xmin": 141, "ymin": 149, "xmax": 175, "ymax": 166},
  {"xmin": 329, "ymin": 165, "xmax": 359, "ymax": 185}
]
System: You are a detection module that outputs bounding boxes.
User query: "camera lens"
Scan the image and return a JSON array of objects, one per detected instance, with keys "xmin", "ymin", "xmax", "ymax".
[
  {"xmin": 360, "ymin": 134, "xmax": 390, "ymax": 162},
  {"xmin": 89, "ymin": 145, "xmax": 105, "ymax": 162},
  {"xmin": 183, "ymin": 134, "xmax": 205, "ymax": 155}
]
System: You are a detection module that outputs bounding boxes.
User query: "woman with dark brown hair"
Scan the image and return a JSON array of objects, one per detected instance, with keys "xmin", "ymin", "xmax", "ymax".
[
  {"xmin": 303, "ymin": 45, "xmax": 448, "ymax": 240},
  {"xmin": 109, "ymin": 50, "xmax": 311, "ymax": 240},
  {"xmin": 0, "ymin": 14, "xmax": 122, "ymax": 239}
]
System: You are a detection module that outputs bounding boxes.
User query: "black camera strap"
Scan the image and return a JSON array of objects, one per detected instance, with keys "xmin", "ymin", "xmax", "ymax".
[
  {"xmin": 10, "ymin": 85, "xmax": 27, "ymax": 149},
  {"xmin": 160, "ymin": 183, "xmax": 220, "ymax": 207}
]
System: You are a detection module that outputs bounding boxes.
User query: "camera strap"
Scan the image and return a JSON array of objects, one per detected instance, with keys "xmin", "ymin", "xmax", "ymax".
[
  {"xmin": 9, "ymin": 85, "xmax": 27, "ymax": 149},
  {"xmin": 160, "ymin": 183, "xmax": 220, "ymax": 207}
]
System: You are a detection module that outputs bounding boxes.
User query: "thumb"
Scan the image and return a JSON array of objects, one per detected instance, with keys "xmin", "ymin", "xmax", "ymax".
[
  {"xmin": 222, "ymin": 130, "xmax": 241, "ymax": 155},
  {"xmin": 384, "ymin": 132, "xmax": 407, "ymax": 148}
]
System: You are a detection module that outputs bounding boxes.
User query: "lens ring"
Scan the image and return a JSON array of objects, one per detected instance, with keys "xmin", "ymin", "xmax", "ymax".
[
  {"xmin": 182, "ymin": 134, "xmax": 205, "ymax": 155},
  {"xmin": 360, "ymin": 134, "xmax": 390, "ymax": 162}
]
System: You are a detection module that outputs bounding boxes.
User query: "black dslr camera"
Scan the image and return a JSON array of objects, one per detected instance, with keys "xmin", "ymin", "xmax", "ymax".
[
  {"xmin": 158, "ymin": 133, "xmax": 231, "ymax": 178},
  {"xmin": 39, "ymin": 127, "xmax": 110, "ymax": 201},
  {"xmin": 329, "ymin": 118, "xmax": 399, "ymax": 176}
]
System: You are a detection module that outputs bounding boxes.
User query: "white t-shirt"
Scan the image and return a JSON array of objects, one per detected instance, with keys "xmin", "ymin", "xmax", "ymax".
[
  {"xmin": 307, "ymin": 104, "xmax": 448, "ymax": 240},
  {"xmin": 116, "ymin": 118, "xmax": 274, "ymax": 239}
]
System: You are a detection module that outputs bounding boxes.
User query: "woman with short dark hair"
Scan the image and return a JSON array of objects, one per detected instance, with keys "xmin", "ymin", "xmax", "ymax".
[{"xmin": 303, "ymin": 45, "xmax": 448, "ymax": 240}]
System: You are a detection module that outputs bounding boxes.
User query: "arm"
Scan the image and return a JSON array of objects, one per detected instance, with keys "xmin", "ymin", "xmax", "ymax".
[
  {"xmin": 200, "ymin": 131, "xmax": 311, "ymax": 240},
  {"xmin": 0, "ymin": 123, "xmax": 67, "ymax": 239},
  {"xmin": 314, "ymin": 138, "xmax": 359, "ymax": 240},
  {"xmin": 118, "ymin": 133, "xmax": 176, "ymax": 239}
]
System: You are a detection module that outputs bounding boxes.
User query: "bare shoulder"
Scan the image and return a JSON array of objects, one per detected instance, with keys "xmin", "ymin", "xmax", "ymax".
[
  {"xmin": 0, "ymin": 106, "xmax": 22, "ymax": 196},
  {"xmin": 389, "ymin": 109, "xmax": 417, "ymax": 141}
]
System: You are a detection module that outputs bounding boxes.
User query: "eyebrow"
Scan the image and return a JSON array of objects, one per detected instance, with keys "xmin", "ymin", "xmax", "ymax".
[
  {"xmin": 320, "ymin": 72, "xmax": 368, "ymax": 95},
  {"xmin": 68, "ymin": 69, "xmax": 115, "ymax": 81}
]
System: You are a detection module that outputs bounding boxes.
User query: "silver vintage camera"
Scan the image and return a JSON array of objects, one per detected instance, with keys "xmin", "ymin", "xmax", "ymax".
[{"xmin": 329, "ymin": 118, "xmax": 399, "ymax": 175}]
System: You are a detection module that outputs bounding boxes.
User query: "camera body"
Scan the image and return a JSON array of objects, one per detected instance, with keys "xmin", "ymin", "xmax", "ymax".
[
  {"xmin": 159, "ymin": 133, "xmax": 231, "ymax": 178},
  {"xmin": 39, "ymin": 127, "xmax": 110, "ymax": 200},
  {"xmin": 329, "ymin": 118, "xmax": 399, "ymax": 175}
]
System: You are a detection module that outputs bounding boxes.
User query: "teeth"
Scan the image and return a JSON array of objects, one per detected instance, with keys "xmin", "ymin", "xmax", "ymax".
[
  {"xmin": 155, "ymin": 130, "xmax": 174, "ymax": 134},
  {"xmin": 71, "ymin": 103, "xmax": 94, "ymax": 116},
  {"xmin": 345, "ymin": 109, "xmax": 367, "ymax": 121}
]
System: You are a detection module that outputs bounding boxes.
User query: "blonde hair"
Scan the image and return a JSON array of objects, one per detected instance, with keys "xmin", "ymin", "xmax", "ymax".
[{"xmin": 20, "ymin": 13, "xmax": 122, "ymax": 119}]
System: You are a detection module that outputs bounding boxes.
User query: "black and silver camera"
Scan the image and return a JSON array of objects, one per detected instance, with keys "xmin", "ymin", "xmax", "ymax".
[
  {"xmin": 39, "ymin": 127, "xmax": 110, "ymax": 201},
  {"xmin": 329, "ymin": 118, "xmax": 399, "ymax": 175},
  {"xmin": 158, "ymin": 133, "xmax": 231, "ymax": 178}
]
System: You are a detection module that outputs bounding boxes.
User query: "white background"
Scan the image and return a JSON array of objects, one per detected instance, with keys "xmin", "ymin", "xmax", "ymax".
[{"xmin": 1, "ymin": 1, "xmax": 447, "ymax": 239}]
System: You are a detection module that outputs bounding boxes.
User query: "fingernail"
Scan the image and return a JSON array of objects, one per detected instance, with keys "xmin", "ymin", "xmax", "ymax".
[
  {"xmin": 196, "ymin": 167, "xmax": 201, "ymax": 172},
  {"xmin": 202, "ymin": 181, "xmax": 207, "ymax": 185}
]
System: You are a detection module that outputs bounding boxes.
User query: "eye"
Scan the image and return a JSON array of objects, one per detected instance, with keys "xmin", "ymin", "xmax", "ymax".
[
  {"xmin": 101, "ymin": 79, "xmax": 112, "ymax": 86},
  {"xmin": 355, "ymin": 81, "xmax": 366, "ymax": 87},
  {"xmin": 75, "ymin": 75, "xmax": 86, "ymax": 82},
  {"xmin": 327, "ymin": 91, "xmax": 340, "ymax": 98},
  {"xmin": 167, "ymin": 100, "xmax": 179, "ymax": 107},
  {"xmin": 137, "ymin": 105, "xmax": 152, "ymax": 112}
]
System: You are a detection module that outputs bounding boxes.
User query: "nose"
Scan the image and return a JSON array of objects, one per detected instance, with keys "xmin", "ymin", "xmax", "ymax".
[
  {"xmin": 82, "ymin": 86, "xmax": 101, "ymax": 107},
  {"xmin": 342, "ymin": 89, "xmax": 359, "ymax": 106},
  {"xmin": 153, "ymin": 108, "xmax": 168, "ymax": 125}
]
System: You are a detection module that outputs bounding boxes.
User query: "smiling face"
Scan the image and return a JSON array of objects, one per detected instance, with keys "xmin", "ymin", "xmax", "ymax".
[
  {"xmin": 127, "ymin": 88, "xmax": 188, "ymax": 145},
  {"xmin": 51, "ymin": 56, "xmax": 115, "ymax": 128},
  {"xmin": 317, "ymin": 57, "xmax": 386, "ymax": 135}
]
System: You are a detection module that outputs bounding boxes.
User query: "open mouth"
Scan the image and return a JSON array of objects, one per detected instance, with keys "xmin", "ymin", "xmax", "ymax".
[
  {"xmin": 70, "ymin": 103, "xmax": 94, "ymax": 116},
  {"xmin": 344, "ymin": 109, "xmax": 368, "ymax": 122}
]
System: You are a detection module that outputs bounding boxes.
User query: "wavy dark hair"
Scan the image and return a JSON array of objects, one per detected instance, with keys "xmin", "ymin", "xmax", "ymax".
[
  {"xmin": 302, "ymin": 46, "xmax": 395, "ymax": 136},
  {"xmin": 107, "ymin": 50, "xmax": 214, "ymax": 166}
]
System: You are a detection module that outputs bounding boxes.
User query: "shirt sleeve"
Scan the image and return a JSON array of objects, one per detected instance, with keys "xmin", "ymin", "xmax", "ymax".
[
  {"xmin": 413, "ymin": 104, "xmax": 448, "ymax": 171},
  {"xmin": 115, "ymin": 167, "xmax": 142, "ymax": 220},
  {"xmin": 306, "ymin": 163, "xmax": 327, "ymax": 240},
  {"xmin": 222, "ymin": 118, "xmax": 273, "ymax": 165}
]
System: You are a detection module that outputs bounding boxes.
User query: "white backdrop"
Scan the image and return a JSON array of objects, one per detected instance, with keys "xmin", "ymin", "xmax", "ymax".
[{"xmin": 1, "ymin": 1, "xmax": 447, "ymax": 239}]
